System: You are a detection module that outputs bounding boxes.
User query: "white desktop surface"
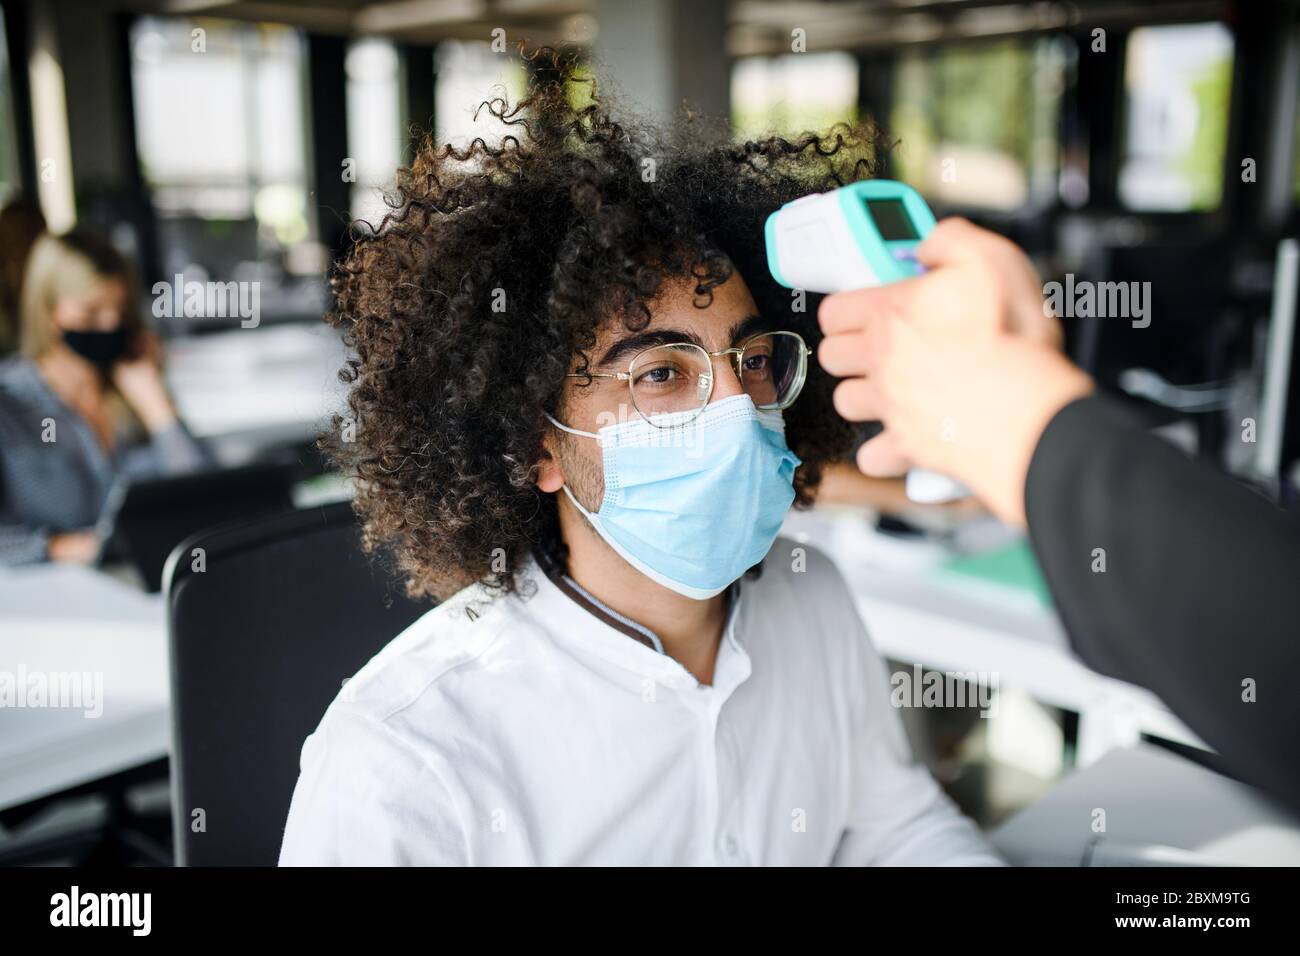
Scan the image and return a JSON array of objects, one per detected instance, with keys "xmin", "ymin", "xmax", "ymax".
[
  {"xmin": 780, "ymin": 506, "xmax": 1204, "ymax": 761},
  {"xmin": 994, "ymin": 743, "xmax": 1300, "ymax": 866},
  {"xmin": 165, "ymin": 323, "xmax": 347, "ymax": 443},
  {"xmin": 0, "ymin": 564, "xmax": 168, "ymax": 811}
]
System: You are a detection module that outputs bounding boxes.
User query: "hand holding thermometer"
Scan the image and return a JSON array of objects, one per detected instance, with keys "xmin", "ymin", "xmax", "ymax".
[{"xmin": 764, "ymin": 180, "xmax": 969, "ymax": 504}]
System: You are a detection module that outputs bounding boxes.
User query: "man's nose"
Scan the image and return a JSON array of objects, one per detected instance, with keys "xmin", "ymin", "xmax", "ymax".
[{"xmin": 708, "ymin": 354, "xmax": 746, "ymax": 401}]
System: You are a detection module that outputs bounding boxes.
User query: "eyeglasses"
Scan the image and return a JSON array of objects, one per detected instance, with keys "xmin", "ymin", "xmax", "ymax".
[{"xmin": 566, "ymin": 330, "xmax": 812, "ymax": 427}]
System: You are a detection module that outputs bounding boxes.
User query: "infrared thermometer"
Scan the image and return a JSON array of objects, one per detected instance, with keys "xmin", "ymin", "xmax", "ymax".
[{"xmin": 765, "ymin": 179, "xmax": 969, "ymax": 504}]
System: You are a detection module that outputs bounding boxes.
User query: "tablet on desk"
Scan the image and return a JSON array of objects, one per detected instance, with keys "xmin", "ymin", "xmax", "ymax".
[{"xmin": 94, "ymin": 462, "xmax": 298, "ymax": 593}]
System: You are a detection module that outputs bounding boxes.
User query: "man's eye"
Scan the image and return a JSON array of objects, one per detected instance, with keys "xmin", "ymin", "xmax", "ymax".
[
  {"xmin": 635, "ymin": 365, "xmax": 678, "ymax": 385},
  {"xmin": 743, "ymin": 354, "xmax": 771, "ymax": 372}
]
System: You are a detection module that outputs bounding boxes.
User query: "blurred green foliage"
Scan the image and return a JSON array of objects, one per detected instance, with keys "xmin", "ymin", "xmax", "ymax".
[
  {"xmin": 891, "ymin": 41, "xmax": 1036, "ymax": 192},
  {"xmin": 1179, "ymin": 55, "xmax": 1232, "ymax": 210}
]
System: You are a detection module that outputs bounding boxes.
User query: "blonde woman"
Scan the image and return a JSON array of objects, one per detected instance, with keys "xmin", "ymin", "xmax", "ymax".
[{"xmin": 0, "ymin": 229, "xmax": 209, "ymax": 565}]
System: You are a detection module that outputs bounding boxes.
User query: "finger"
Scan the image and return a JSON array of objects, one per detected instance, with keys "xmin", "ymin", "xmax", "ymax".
[
  {"xmin": 819, "ymin": 291, "xmax": 905, "ymax": 377},
  {"xmin": 818, "ymin": 330, "xmax": 871, "ymax": 377},
  {"xmin": 915, "ymin": 216, "xmax": 997, "ymax": 270},
  {"xmin": 818, "ymin": 283, "xmax": 908, "ymax": 336},
  {"xmin": 831, "ymin": 376, "xmax": 883, "ymax": 422},
  {"xmin": 1012, "ymin": 294, "xmax": 1063, "ymax": 350},
  {"xmin": 856, "ymin": 431, "xmax": 910, "ymax": 478},
  {"xmin": 1007, "ymin": 260, "xmax": 1064, "ymax": 349},
  {"xmin": 919, "ymin": 220, "xmax": 1062, "ymax": 346}
]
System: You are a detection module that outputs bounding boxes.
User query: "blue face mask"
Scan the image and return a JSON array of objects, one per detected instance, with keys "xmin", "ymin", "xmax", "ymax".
[{"xmin": 545, "ymin": 393, "xmax": 802, "ymax": 599}]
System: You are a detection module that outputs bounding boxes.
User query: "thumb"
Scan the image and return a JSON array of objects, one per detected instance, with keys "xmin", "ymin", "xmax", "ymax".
[
  {"xmin": 915, "ymin": 217, "xmax": 989, "ymax": 270},
  {"xmin": 856, "ymin": 430, "xmax": 911, "ymax": 478}
]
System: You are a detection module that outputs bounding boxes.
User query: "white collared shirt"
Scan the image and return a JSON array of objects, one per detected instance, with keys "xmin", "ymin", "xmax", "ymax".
[{"xmin": 279, "ymin": 538, "xmax": 1002, "ymax": 866}]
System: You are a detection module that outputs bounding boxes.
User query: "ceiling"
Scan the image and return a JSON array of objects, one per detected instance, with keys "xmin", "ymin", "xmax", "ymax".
[{"xmin": 117, "ymin": 0, "xmax": 1240, "ymax": 53}]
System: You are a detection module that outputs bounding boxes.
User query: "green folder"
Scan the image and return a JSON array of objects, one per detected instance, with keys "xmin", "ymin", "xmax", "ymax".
[{"xmin": 940, "ymin": 540, "xmax": 1053, "ymax": 608}]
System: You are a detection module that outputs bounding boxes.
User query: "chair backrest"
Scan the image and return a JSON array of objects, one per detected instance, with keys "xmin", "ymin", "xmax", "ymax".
[
  {"xmin": 103, "ymin": 462, "xmax": 298, "ymax": 593},
  {"xmin": 164, "ymin": 501, "xmax": 430, "ymax": 865}
]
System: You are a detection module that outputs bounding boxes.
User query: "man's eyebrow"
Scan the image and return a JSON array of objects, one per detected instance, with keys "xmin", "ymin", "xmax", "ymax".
[
  {"xmin": 729, "ymin": 313, "xmax": 776, "ymax": 344},
  {"xmin": 596, "ymin": 328, "xmax": 706, "ymax": 369}
]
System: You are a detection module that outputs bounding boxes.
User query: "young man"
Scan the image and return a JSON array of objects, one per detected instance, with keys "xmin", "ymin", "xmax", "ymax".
[{"xmin": 279, "ymin": 62, "xmax": 1001, "ymax": 866}]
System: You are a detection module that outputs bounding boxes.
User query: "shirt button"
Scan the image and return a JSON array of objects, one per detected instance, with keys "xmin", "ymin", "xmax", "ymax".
[{"xmin": 724, "ymin": 835, "xmax": 739, "ymax": 856}]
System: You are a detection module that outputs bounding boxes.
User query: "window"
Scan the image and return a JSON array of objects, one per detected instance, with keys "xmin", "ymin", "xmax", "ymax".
[
  {"xmin": 890, "ymin": 38, "xmax": 1066, "ymax": 211},
  {"xmin": 129, "ymin": 17, "xmax": 314, "ymax": 285},
  {"xmin": 730, "ymin": 52, "xmax": 858, "ymax": 141},
  {"xmin": 434, "ymin": 40, "xmax": 528, "ymax": 149},
  {"xmin": 1118, "ymin": 23, "xmax": 1233, "ymax": 212},
  {"xmin": 345, "ymin": 38, "xmax": 402, "ymax": 225}
]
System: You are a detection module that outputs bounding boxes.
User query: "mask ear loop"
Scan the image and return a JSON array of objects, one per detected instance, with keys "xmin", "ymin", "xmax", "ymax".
[
  {"xmin": 542, "ymin": 411, "xmax": 601, "ymax": 521},
  {"xmin": 542, "ymin": 410, "xmax": 599, "ymax": 441},
  {"xmin": 557, "ymin": 483, "xmax": 596, "ymax": 519}
]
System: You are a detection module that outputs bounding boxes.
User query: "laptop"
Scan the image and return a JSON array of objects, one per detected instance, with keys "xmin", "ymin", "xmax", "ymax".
[{"xmin": 95, "ymin": 462, "xmax": 298, "ymax": 592}]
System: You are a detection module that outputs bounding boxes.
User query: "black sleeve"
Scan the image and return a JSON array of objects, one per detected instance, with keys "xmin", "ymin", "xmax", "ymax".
[{"xmin": 1025, "ymin": 394, "xmax": 1300, "ymax": 814}]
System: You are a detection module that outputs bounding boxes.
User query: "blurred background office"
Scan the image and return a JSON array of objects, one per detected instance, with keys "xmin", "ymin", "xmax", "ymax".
[{"xmin": 1, "ymin": 0, "xmax": 1298, "ymax": 866}]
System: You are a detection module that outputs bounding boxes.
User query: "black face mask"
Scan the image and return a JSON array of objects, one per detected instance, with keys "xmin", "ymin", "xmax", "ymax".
[{"xmin": 62, "ymin": 329, "xmax": 127, "ymax": 369}]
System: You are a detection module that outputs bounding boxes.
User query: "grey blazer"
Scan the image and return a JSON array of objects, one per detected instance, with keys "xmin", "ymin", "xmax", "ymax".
[{"xmin": 0, "ymin": 357, "xmax": 212, "ymax": 565}]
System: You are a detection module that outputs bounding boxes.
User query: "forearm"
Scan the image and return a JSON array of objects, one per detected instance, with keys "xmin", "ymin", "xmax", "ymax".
[
  {"xmin": 0, "ymin": 522, "xmax": 52, "ymax": 566},
  {"xmin": 149, "ymin": 420, "xmax": 212, "ymax": 472},
  {"xmin": 1025, "ymin": 395, "xmax": 1300, "ymax": 810}
]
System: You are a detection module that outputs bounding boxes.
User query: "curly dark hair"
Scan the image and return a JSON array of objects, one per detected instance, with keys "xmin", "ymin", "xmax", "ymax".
[{"xmin": 325, "ymin": 48, "xmax": 888, "ymax": 601}]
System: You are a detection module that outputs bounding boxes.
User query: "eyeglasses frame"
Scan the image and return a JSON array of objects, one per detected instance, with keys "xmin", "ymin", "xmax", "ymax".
[{"xmin": 563, "ymin": 330, "xmax": 813, "ymax": 428}]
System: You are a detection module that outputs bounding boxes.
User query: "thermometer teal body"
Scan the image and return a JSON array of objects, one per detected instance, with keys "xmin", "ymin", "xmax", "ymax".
[{"xmin": 765, "ymin": 180, "xmax": 968, "ymax": 504}]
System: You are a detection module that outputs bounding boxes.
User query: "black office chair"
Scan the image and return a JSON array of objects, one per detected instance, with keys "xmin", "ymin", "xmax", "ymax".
[{"xmin": 164, "ymin": 501, "xmax": 430, "ymax": 866}]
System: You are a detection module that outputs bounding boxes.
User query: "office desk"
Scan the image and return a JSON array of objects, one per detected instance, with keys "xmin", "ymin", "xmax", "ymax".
[
  {"xmin": 0, "ymin": 506, "xmax": 1201, "ymax": 813},
  {"xmin": 166, "ymin": 323, "xmax": 347, "ymax": 450},
  {"xmin": 781, "ymin": 506, "xmax": 1204, "ymax": 763},
  {"xmin": 0, "ymin": 564, "xmax": 168, "ymax": 811},
  {"xmin": 994, "ymin": 743, "xmax": 1300, "ymax": 865}
]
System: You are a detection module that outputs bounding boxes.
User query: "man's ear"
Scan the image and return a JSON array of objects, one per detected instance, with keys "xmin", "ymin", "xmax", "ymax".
[{"xmin": 535, "ymin": 432, "xmax": 565, "ymax": 493}]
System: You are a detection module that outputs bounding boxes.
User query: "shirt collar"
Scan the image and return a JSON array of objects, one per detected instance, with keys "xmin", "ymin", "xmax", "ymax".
[
  {"xmin": 524, "ymin": 547, "xmax": 753, "ymax": 694},
  {"xmin": 533, "ymin": 545, "xmax": 660, "ymax": 652},
  {"xmin": 533, "ymin": 544, "xmax": 743, "ymax": 657}
]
